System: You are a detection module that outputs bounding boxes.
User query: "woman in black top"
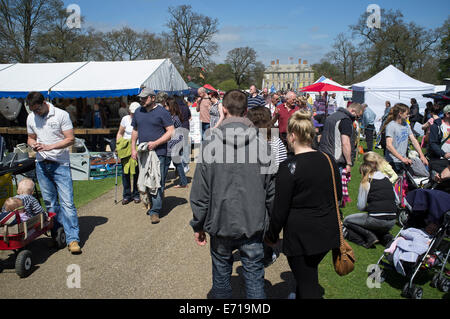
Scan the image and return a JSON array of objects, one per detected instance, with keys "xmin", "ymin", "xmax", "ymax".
[
  {"xmin": 343, "ymin": 161, "xmax": 397, "ymax": 248},
  {"xmin": 265, "ymin": 110, "xmax": 341, "ymax": 299}
]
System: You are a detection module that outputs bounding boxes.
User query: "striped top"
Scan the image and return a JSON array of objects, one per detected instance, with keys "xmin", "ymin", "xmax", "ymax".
[
  {"xmin": 270, "ymin": 136, "xmax": 288, "ymax": 172},
  {"xmin": 15, "ymin": 194, "xmax": 46, "ymax": 218},
  {"xmin": 247, "ymin": 94, "xmax": 266, "ymax": 110}
]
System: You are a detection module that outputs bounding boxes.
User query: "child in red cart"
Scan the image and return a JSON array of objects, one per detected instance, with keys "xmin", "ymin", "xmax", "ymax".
[
  {"xmin": 15, "ymin": 178, "xmax": 47, "ymax": 220},
  {"xmin": 1, "ymin": 197, "xmax": 27, "ymax": 225}
]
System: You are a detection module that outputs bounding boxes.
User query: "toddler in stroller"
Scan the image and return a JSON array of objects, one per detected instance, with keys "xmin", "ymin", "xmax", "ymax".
[{"xmin": 374, "ymin": 188, "xmax": 450, "ymax": 299}]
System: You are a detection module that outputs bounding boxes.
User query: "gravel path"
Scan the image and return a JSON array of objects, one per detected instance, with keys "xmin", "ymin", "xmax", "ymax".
[{"xmin": 0, "ymin": 164, "xmax": 295, "ymax": 299}]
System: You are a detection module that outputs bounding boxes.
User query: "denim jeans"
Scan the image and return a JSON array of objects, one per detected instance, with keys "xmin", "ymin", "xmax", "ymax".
[
  {"xmin": 210, "ymin": 235, "xmax": 266, "ymax": 299},
  {"xmin": 147, "ymin": 155, "xmax": 170, "ymax": 216},
  {"xmin": 35, "ymin": 161, "xmax": 80, "ymax": 244},
  {"xmin": 201, "ymin": 122, "xmax": 210, "ymax": 141},
  {"xmin": 172, "ymin": 159, "xmax": 187, "ymax": 186},
  {"xmin": 343, "ymin": 213, "xmax": 395, "ymax": 245},
  {"xmin": 122, "ymin": 168, "xmax": 139, "ymax": 201}
]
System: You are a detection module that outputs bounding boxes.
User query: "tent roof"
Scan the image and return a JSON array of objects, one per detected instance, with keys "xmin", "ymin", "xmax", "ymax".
[
  {"xmin": 0, "ymin": 64, "xmax": 14, "ymax": 72},
  {"xmin": 301, "ymin": 82, "xmax": 350, "ymax": 92},
  {"xmin": 314, "ymin": 76, "xmax": 348, "ymax": 90},
  {"xmin": 0, "ymin": 62, "xmax": 87, "ymax": 98},
  {"xmin": 0, "ymin": 59, "xmax": 189, "ymax": 99},
  {"xmin": 352, "ymin": 65, "xmax": 435, "ymax": 92}
]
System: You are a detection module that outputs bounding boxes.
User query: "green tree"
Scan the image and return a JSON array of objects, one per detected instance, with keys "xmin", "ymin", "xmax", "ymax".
[
  {"xmin": 351, "ymin": 9, "xmax": 441, "ymax": 82},
  {"xmin": 217, "ymin": 79, "xmax": 238, "ymax": 92},
  {"xmin": 205, "ymin": 63, "xmax": 234, "ymax": 88},
  {"xmin": 311, "ymin": 60, "xmax": 341, "ymax": 82}
]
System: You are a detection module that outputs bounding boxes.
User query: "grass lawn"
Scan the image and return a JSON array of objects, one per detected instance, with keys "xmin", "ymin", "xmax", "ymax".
[
  {"xmin": 318, "ymin": 142, "xmax": 449, "ymax": 299},
  {"xmin": 73, "ymin": 176, "xmax": 121, "ymax": 208}
]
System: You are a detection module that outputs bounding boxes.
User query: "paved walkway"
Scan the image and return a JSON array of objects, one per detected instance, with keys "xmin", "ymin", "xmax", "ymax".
[{"xmin": 0, "ymin": 163, "xmax": 295, "ymax": 299}]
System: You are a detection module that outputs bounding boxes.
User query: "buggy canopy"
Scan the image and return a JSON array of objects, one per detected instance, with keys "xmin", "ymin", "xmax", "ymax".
[{"xmin": 0, "ymin": 59, "xmax": 189, "ymax": 99}]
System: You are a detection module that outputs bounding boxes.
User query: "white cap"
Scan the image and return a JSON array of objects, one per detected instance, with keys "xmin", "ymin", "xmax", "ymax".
[{"xmin": 129, "ymin": 102, "xmax": 141, "ymax": 114}]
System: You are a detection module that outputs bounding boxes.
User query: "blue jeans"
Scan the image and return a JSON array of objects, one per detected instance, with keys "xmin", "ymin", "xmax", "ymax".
[
  {"xmin": 201, "ymin": 122, "xmax": 210, "ymax": 141},
  {"xmin": 148, "ymin": 155, "xmax": 170, "ymax": 216},
  {"xmin": 172, "ymin": 159, "xmax": 187, "ymax": 186},
  {"xmin": 210, "ymin": 235, "xmax": 266, "ymax": 299},
  {"xmin": 35, "ymin": 161, "xmax": 80, "ymax": 244}
]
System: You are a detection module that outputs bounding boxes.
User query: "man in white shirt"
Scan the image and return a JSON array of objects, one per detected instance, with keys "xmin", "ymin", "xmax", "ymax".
[{"xmin": 26, "ymin": 92, "xmax": 81, "ymax": 254}]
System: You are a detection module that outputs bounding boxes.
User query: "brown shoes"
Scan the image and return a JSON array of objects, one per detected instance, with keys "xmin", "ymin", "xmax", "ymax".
[
  {"xmin": 68, "ymin": 241, "xmax": 82, "ymax": 254},
  {"xmin": 150, "ymin": 214, "xmax": 160, "ymax": 224}
]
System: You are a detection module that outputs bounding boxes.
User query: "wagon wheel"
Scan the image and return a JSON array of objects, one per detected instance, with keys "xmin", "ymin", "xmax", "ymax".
[
  {"xmin": 54, "ymin": 227, "xmax": 67, "ymax": 249},
  {"xmin": 15, "ymin": 250, "xmax": 33, "ymax": 278}
]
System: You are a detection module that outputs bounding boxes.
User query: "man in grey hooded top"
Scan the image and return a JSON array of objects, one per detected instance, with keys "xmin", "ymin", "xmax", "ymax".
[{"xmin": 190, "ymin": 89, "xmax": 276, "ymax": 299}]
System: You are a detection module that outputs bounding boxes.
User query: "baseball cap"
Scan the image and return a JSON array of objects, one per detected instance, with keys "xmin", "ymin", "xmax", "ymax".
[
  {"xmin": 129, "ymin": 102, "xmax": 140, "ymax": 114},
  {"xmin": 444, "ymin": 104, "xmax": 450, "ymax": 114},
  {"xmin": 138, "ymin": 87, "xmax": 156, "ymax": 98}
]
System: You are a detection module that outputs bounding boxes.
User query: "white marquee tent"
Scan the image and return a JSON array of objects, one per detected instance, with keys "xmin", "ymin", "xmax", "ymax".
[
  {"xmin": 0, "ymin": 59, "xmax": 189, "ymax": 99},
  {"xmin": 352, "ymin": 65, "xmax": 435, "ymax": 131}
]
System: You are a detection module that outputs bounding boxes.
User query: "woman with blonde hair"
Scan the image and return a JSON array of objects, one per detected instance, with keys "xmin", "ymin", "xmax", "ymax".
[
  {"xmin": 265, "ymin": 110, "xmax": 341, "ymax": 299},
  {"xmin": 343, "ymin": 158, "xmax": 397, "ymax": 248},
  {"xmin": 363, "ymin": 151, "xmax": 398, "ymax": 184}
]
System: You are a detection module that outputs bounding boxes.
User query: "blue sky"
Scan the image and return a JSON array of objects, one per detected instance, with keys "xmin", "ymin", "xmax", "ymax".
[{"xmin": 63, "ymin": 0, "xmax": 449, "ymax": 66}]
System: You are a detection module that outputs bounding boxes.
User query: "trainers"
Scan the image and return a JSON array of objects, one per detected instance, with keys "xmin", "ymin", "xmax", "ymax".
[
  {"xmin": 150, "ymin": 214, "xmax": 160, "ymax": 224},
  {"xmin": 263, "ymin": 251, "xmax": 278, "ymax": 268},
  {"xmin": 68, "ymin": 241, "xmax": 82, "ymax": 254}
]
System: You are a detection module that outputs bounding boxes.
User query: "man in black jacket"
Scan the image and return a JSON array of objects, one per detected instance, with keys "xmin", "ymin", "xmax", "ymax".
[{"xmin": 190, "ymin": 90, "xmax": 275, "ymax": 299}]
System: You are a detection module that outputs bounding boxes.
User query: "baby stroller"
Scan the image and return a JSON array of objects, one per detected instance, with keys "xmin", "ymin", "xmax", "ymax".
[
  {"xmin": 0, "ymin": 210, "xmax": 66, "ymax": 278},
  {"xmin": 372, "ymin": 189, "xmax": 450, "ymax": 299},
  {"xmin": 394, "ymin": 157, "xmax": 432, "ymax": 227}
]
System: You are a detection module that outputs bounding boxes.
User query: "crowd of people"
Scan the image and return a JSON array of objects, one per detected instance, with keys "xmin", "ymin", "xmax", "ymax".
[{"xmin": 2, "ymin": 86, "xmax": 448, "ymax": 299}]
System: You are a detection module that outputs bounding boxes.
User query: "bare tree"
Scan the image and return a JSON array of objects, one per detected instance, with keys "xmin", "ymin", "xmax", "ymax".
[
  {"xmin": 0, "ymin": 0, "xmax": 62, "ymax": 62},
  {"xmin": 166, "ymin": 4, "xmax": 218, "ymax": 77},
  {"xmin": 225, "ymin": 47, "xmax": 257, "ymax": 87}
]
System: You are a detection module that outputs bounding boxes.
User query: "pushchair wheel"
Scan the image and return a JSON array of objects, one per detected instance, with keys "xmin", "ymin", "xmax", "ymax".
[
  {"xmin": 53, "ymin": 227, "xmax": 67, "ymax": 249},
  {"xmin": 431, "ymin": 273, "xmax": 440, "ymax": 288},
  {"xmin": 402, "ymin": 283, "xmax": 423, "ymax": 299},
  {"xmin": 15, "ymin": 250, "xmax": 32, "ymax": 278},
  {"xmin": 397, "ymin": 209, "xmax": 408, "ymax": 227},
  {"xmin": 438, "ymin": 277, "xmax": 449, "ymax": 293}
]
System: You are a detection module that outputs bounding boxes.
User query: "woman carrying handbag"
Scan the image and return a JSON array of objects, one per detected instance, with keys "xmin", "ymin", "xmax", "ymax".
[{"xmin": 265, "ymin": 110, "xmax": 347, "ymax": 299}]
